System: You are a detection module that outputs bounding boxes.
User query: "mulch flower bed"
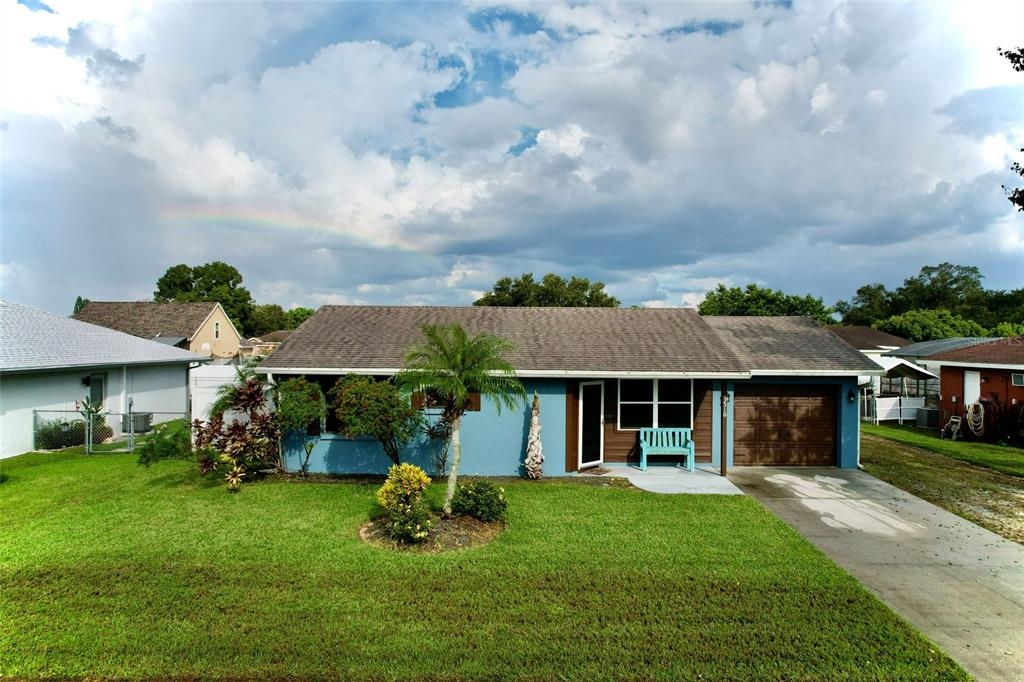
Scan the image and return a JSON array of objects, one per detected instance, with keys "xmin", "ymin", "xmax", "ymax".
[{"xmin": 359, "ymin": 514, "xmax": 504, "ymax": 553}]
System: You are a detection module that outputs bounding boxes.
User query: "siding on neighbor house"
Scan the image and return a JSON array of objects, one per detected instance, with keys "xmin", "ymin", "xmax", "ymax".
[
  {"xmin": 0, "ymin": 364, "xmax": 190, "ymax": 458},
  {"xmin": 938, "ymin": 365, "xmax": 1024, "ymax": 440},
  {"xmin": 282, "ymin": 379, "xmax": 568, "ymax": 477},
  {"xmin": 189, "ymin": 306, "xmax": 241, "ymax": 359}
]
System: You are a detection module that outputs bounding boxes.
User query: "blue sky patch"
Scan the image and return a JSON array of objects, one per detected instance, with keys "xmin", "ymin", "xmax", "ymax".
[
  {"xmin": 17, "ymin": 0, "xmax": 55, "ymax": 13},
  {"xmin": 507, "ymin": 127, "xmax": 540, "ymax": 156},
  {"xmin": 433, "ymin": 50, "xmax": 518, "ymax": 109},
  {"xmin": 468, "ymin": 8, "xmax": 545, "ymax": 36},
  {"xmin": 662, "ymin": 20, "xmax": 743, "ymax": 38}
]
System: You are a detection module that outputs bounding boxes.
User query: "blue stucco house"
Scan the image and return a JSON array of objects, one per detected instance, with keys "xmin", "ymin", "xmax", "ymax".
[{"xmin": 258, "ymin": 307, "xmax": 880, "ymax": 476}]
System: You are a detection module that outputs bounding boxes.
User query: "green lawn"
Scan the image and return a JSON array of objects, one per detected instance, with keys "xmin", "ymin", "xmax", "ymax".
[
  {"xmin": 0, "ymin": 451, "xmax": 966, "ymax": 680},
  {"xmin": 862, "ymin": 422, "xmax": 1024, "ymax": 477}
]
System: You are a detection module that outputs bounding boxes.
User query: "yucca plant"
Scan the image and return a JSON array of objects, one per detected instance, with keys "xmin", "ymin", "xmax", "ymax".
[{"xmin": 397, "ymin": 323, "xmax": 525, "ymax": 515}]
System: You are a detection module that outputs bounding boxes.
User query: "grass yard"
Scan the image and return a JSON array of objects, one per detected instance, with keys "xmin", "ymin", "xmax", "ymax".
[
  {"xmin": 0, "ymin": 450, "xmax": 966, "ymax": 680},
  {"xmin": 861, "ymin": 432, "xmax": 1024, "ymax": 544},
  {"xmin": 862, "ymin": 422, "xmax": 1024, "ymax": 477}
]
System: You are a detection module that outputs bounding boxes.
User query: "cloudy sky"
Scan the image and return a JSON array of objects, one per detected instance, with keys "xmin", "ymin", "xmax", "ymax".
[{"xmin": 1, "ymin": 0, "xmax": 1022, "ymax": 315}]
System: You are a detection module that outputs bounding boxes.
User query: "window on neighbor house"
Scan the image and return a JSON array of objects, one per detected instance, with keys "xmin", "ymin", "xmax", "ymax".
[
  {"xmin": 1013, "ymin": 373, "xmax": 1024, "ymax": 387},
  {"xmin": 214, "ymin": 321, "xmax": 221, "ymax": 339},
  {"xmin": 617, "ymin": 379, "xmax": 693, "ymax": 430}
]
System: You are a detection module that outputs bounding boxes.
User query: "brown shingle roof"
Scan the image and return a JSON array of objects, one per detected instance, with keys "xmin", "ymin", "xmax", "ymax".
[
  {"xmin": 258, "ymin": 330, "xmax": 292, "ymax": 343},
  {"xmin": 830, "ymin": 326, "xmax": 909, "ymax": 351},
  {"xmin": 73, "ymin": 301, "xmax": 219, "ymax": 340},
  {"xmin": 260, "ymin": 307, "xmax": 878, "ymax": 376},
  {"xmin": 703, "ymin": 317, "xmax": 882, "ymax": 373},
  {"xmin": 925, "ymin": 335, "xmax": 1024, "ymax": 366}
]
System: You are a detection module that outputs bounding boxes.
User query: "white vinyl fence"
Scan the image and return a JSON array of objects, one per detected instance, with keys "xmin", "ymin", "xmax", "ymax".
[
  {"xmin": 868, "ymin": 396, "xmax": 925, "ymax": 425},
  {"xmin": 190, "ymin": 364, "xmax": 243, "ymax": 423}
]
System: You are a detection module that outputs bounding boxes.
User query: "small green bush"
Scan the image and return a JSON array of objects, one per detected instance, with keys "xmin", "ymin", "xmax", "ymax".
[
  {"xmin": 137, "ymin": 419, "xmax": 191, "ymax": 467},
  {"xmin": 33, "ymin": 419, "xmax": 112, "ymax": 448},
  {"xmin": 451, "ymin": 480, "xmax": 508, "ymax": 522},
  {"xmin": 376, "ymin": 463, "xmax": 433, "ymax": 543}
]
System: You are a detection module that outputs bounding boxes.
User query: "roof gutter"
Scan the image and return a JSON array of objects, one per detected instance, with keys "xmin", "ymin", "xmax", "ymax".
[
  {"xmin": 255, "ymin": 366, "xmax": 881, "ymax": 379},
  {"xmin": 923, "ymin": 360, "xmax": 1024, "ymax": 371},
  {"xmin": 0, "ymin": 356, "xmax": 209, "ymax": 375},
  {"xmin": 749, "ymin": 368, "xmax": 886, "ymax": 377}
]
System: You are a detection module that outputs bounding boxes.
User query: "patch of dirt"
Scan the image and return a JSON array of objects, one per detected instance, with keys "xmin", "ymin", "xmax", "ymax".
[
  {"xmin": 862, "ymin": 433, "xmax": 1024, "ymax": 544},
  {"xmin": 359, "ymin": 515, "xmax": 504, "ymax": 554}
]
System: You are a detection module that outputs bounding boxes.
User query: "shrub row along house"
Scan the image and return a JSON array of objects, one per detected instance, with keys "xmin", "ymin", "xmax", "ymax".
[
  {"xmin": 0, "ymin": 301, "xmax": 205, "ymax": 458},
  {"xmin": 258, "ymin": 306, "xmax": 880, "ymax": 475}
]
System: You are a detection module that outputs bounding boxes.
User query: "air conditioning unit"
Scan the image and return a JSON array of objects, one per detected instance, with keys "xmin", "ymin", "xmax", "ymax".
[{"xmin": 122, "ymin": 412, "xmax": 153, "ymax": 434}]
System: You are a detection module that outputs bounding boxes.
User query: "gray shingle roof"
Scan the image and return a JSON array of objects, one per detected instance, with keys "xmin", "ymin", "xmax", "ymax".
[
  {"xmin": 886, "ymin": 337, "xmax": 993, "ymax": 360},
  {"xmin": 697, "ymin": 317, "xmax": 881, "ymax": 373},
  {"xmin": 73, "ymin": 301, "xmax": 220, "ymax": 340},
  {"xmin": 260, "ymin": 307, "xmax": 877, "ymax": 376},
  {"xmin": 1, "ymin": 301, "xmax": 207, "ymax": 372}
]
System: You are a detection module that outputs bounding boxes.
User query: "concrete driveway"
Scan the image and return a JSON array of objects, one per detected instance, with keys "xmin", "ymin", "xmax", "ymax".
[{"xmin": 730, "ymin": 467, "xmax": 1024, "ymax": 682}]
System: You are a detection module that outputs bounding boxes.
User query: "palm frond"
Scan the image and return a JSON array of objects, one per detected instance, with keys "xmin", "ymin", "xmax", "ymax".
[{"xmin": 397, "ymin": 323, "xmax": 526, "ymax": 414}]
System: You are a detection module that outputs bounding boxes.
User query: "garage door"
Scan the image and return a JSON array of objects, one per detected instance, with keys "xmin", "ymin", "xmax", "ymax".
[{"xmin": 733, "ymin": 384, "xmax": 836, "ymax": 465}]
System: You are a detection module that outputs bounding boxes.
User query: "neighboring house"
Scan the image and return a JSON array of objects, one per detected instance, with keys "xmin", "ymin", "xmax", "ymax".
[
  {"xmin": 886, "ymin": 337, "xmax": 992, "ymax": 376},
  {"xmin": 0, "ymin": 301, "xmax": 206, "ymax": 458},
  {"xmin": 239, "ymin": 330, "xmax": 292, "ymax": 359},
  {"xmin": 923, "ymin": 336, "xmax": 1024, "ymax": 441},
  {"xmin": 74, "ymin": 301, "xmax": 242, "ymax": 359},
  {"xmin": 259, "ymin": 307, "xmax": 879, "ymax": 476},
  {"xmin": 830, "ymin": 326, "xmax": 935, "ymax": 423}
]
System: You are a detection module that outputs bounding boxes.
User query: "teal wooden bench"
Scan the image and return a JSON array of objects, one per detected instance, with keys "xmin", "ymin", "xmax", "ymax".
[{"xmin": 639, "ymin": 427, "xmax": 695, "ymax": 472}]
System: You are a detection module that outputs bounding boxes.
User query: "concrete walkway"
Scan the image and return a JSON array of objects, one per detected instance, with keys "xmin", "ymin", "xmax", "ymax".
[
  {"xmin": 583, "ymin": 464, "xmax": 744, "ymax": 495},
  {"xmin": 730, "ymin": 467, "xmax": 1024, "ymax": 682}
]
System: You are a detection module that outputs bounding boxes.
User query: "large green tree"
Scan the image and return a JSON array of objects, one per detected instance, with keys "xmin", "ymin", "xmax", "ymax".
[
  {"xmin": 698, "ymin": 283, "xmax": 835, "ymax": 325},
  {"xmin": 398, "ymin": 324, "xmax": 525, "ymax": 515},
  {"xmin": 154, "ymin": 262, "xmax": 255, "ymax": 334},
  {"xmin": 999, "ymin": 46, "xmax": 1023, "ymax": 211},
  {"xmin": 872, "ymin": 309, "xmax": 987, "ymax": 343},
  {"xmin": 474, "ymin": 273, "xmax": 620, "ymax": 307},
  {"xmin": 249, "ymin": 304, "xmax": 289, "ymax": 338},
  {"xmin": 836, "ymin": 263, "xmax": 1021, "ymax": 330},
  {"xmin": 285, "ymin": 306, "xmax": 315, "ymax": 329}
]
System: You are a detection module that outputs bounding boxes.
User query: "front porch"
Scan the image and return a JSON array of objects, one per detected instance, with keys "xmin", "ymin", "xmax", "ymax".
[{"xmin": 578, "ymin": 462, "xmax": 744, "ymax": 495}]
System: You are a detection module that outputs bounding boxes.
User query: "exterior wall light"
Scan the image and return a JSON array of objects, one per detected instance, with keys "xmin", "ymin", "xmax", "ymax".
[{"xmin": 847, "ymin": 389, "xmax": 856, "ymax": 403}]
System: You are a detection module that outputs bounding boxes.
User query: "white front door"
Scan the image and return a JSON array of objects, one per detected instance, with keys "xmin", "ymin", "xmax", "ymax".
[
  {"xmin": 964, "ymin": 371, "xmax": 981, "ymax": 405},
  {"xmin": 579, "ymin": 381, "xmax": 604, "ymax": 469}
]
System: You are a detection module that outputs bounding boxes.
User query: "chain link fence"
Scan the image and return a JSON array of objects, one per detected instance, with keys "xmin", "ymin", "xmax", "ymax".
[{"xmin": 33, "ymin": 410, "xmax": 189, "ymax": 454}]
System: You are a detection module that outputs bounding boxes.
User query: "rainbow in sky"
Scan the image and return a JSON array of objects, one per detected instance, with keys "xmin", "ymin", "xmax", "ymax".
[{"xmin": 160, "ymin": 204, "xmax": 426, "ymax": 254}]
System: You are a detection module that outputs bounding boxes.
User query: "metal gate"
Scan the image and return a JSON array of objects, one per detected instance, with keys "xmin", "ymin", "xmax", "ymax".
[{"xmin": 33, "ymin": 410, "xmax": 188, "ymax": 454}]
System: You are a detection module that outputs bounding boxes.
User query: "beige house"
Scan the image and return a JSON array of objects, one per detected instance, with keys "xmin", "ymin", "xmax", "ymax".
[
  {"xmin": 238, "ymin": 329, "xmax": 292, "ymax": 359},
  {"xmin": 74, "ymin": 301, "xmax": 242, "ymax": 359}
]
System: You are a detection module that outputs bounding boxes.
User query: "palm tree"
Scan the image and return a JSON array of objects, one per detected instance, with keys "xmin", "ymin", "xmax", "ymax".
[{"xmin": 398, "ymin": 323, "xmax": 525, "ymax": 514}]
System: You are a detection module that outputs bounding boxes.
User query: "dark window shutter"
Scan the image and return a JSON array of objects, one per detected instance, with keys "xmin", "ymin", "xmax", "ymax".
[{"xmin": 468, "ymin": 392, "xmax": 481, "ymax": 411}]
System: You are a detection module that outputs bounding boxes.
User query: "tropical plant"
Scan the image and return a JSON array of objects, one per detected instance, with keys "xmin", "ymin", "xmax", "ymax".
[
  {"xmin": 207, "ymin": 358, "xmax": 263, "ymax": 419},
  {"xmin": 451, "ymin": 480, "xmax": 508, "ymax": 522},
  {"xmin": 398, "ymin": 323, "xmax": 525, "ymax": 515},
  {"xmin": 376, "ymin": 463, "xmax": 433, "ymax": 543},
  {"xmin": 329, "ymin": 375, "xmax": 422, "ymax": 466},
  {"xmin": 275, "ymin": 377, "xmax": 325, "ymax": 475}
]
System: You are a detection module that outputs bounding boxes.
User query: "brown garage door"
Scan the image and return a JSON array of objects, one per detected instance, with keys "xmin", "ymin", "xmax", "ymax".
[{"xmin": 733, "ymin": 384, "xmax": 836, "ymax": 465}]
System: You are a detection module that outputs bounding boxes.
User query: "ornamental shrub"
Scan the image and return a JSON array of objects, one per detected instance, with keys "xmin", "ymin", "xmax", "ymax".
[
  {"xmin": 136, "ymin": 419, "xmax": 191, "ymax": 467},
  {"xmin": 376, "ymin": 463, "xmax": 433, "ymax": 543},
  {"xmin": 451, "ymin": 480, "xmax": 508, "ymax": 522}
]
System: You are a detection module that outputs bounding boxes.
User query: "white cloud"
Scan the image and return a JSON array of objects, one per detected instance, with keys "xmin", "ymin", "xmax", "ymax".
[{"xmin": 2, "ymin": 0, "xmax": 1022, "ymax": 315}]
